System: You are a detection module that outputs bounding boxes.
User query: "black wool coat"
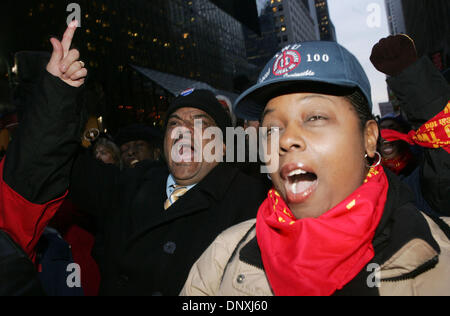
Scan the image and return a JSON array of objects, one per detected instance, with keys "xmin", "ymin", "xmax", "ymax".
[{"xmin": 69, "ymin": 153, "xmax": 270, "ymax": 296}]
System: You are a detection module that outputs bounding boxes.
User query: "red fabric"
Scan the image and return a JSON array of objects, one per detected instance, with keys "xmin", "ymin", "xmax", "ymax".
[
  {"xmin": 0, "ymin": 158, "xmax": 66, "ymax": 262},
  {"xmin": 256, "ymin": 166, "xmax": 388, "ymax": 296},
  {"xmin": 50, "ymin": 200, "xmax": 101, "ymax": 296},
  {"xmin": 381, "ymin": 102, "xmax": 450, "ymax": 154},
  {"xmin": 381, "ymin": 149, "xmax": 413, "ymax": 175},
  {"xmin": 65, "ymin": 225, "xmax": 100, "ymax": 296},
  {"xmin": 0, "ymin": 113, "xmax": 19, "ymax": 129}
]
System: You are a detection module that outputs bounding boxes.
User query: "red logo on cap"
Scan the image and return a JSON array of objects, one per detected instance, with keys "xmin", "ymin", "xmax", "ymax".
[{"xmin": 273, "ymin": 50, "xmax": 301, "ymax": 76}]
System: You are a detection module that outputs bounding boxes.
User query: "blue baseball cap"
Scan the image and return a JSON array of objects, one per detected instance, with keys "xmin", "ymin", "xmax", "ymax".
[{"xmin": 234, "ymin": 41, "xmax": 373, "ymax": 120}]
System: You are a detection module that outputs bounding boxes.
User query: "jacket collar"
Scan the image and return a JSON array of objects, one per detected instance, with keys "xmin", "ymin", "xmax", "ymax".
[
  {"xmin": 372, "ymin": 169, "xmax": 440, "ymax": 267},
  {"xmin": 194, "ymin": 163, "xmax": 240, "ymax": 202},
  {"xmin": 143, "ymin": 162, "xmax": 240, "ymax": 203},
  {"xmin": 125, "ymin": 163, "xmax": 241, "ymax": 247}
]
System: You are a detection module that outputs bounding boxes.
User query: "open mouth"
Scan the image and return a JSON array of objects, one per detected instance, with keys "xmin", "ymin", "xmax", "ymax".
[
  {"xmin": 173, "ymin": 142, "xmax": 196, "ymax": 163},
  {"xmin": 380, "ymin": 141, "xmax": 395, "ymax": 156},
  {"xmin": 281, "ymin": 164, "xmax": 318, "ymax": 204},
  {"xmin": 130, "ymin": 159, "xmax": 140, "ymax": 166}
]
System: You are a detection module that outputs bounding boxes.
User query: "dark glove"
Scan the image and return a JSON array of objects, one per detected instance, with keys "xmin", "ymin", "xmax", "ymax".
[{"xmin": 370, "ymin": 34, "xmax": 418, "ymax": 77}]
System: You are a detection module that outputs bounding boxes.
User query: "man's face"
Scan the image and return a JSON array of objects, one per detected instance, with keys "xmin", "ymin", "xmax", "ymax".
[
  {"xmin": 379, "ymin": 119, "xmax": 409, "ymax": 160},
  {"xmin": 120, "ymin": 140, "xmax": 154, "ymax": 168},
  {"xmin": 164, "ymin": 107, "xmax": 222, "ymax": 186}
]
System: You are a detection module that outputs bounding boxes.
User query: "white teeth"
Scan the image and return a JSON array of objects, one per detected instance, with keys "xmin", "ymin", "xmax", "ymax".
[
  {"xmin": 131, "ymin": 159, "xmax": 139, "ymax": 166},
  {"xmin": 288, "ymin": 169, "xmax": 307, "ymax": 177}
]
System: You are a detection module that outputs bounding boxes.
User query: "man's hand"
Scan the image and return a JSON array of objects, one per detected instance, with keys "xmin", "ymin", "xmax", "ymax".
[
  {"xmin": 370, "ymin": 34, "xmax": 418, "ymax": 77},
  {"xmin": 46, "ymin": 20, "xmax": 87, "ymax": 88}
]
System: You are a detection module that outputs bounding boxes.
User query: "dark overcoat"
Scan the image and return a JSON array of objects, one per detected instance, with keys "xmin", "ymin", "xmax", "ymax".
[{"xmin": 68, "ymin": 154, "xmax": 269, "ymax": 295}]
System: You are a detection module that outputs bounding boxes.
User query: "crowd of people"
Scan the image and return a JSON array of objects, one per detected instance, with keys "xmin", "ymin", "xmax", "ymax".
[{"xmin": 0, "ymin": 22, "xmax": 449, "ymax": 297}]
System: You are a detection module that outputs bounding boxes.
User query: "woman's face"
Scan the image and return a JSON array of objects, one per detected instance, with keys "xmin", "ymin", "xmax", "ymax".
[
  {"xmin": 95, "ymin": 144, "xmax": 116, "ymax": 165},
  {"xmin": 262, "ymin": 93, "xmax": 378, "ymax": 219}
]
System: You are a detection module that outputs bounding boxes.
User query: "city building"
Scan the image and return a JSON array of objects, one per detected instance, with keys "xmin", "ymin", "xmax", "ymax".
[
  {"xmin": 244, "ymin": 0, "xmax": 320, "ymax": 71},
  {"xmin": 385, "ymin": 0, "xmax": 407, "ymax": 35},
  {"xmin": 303, "ymin": 0, "xmax": 321, "ymax": 41},
  {"xmin": 244, "ymin": 2, "xmax": 280, "ymax": 71},
  {"xmin": 384, "ymin": 0, "xmax": 449, "ymax": 71},
  {"xmin": 210, "ymin": 0, "xmax": 260, "ymax": 34},
  {"xmin": 271, "ymin": 0, "xmax": 320, "ymax": 45},
  {"xmin": 401, "ymin": 0, "xmax": 450, "ymax": 71},
  {"xmin": 314, "ymin": 0, "xmax": 337, "ymax": 41},
  {"xmin": 4, "ymin": 0, "xmax": 259, "ymax": 131}
]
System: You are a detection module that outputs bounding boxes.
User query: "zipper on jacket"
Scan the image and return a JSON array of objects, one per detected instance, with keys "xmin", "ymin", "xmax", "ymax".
[{"xmin": 381, "ymin": 255, "xmax": 439, "ymax": 283}]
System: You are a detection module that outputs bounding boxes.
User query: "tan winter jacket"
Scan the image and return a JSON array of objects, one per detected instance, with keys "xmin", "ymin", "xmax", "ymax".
[{"xmin": 181, "ymin": 212, "xmax": 450, "ymax": 296}]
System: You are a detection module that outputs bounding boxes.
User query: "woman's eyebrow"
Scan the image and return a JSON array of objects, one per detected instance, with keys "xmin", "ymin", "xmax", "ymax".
[
  {"xmin": 261, "ymin": 108, "xmax": 275, "ymax": 122},
  {"xmin": 298, "ymin": 94, "xmax": 334, "ymax": 104}
]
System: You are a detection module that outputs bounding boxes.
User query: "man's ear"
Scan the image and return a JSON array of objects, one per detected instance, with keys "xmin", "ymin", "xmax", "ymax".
[{"xmin": 364, "ymin": 120, "xmax": 379, "ymax": 158}]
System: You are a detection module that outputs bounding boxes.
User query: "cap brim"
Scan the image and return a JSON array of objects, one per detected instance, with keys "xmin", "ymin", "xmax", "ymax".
[{"xmin": 234, "ymin": 78, "xmax": 370, "ymax": 121}]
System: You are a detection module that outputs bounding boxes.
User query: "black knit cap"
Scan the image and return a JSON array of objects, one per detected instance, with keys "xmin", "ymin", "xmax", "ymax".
[
  {"xmin": 115, "ymin": 124, "xmax": 163, "ymax": 147},
  {"xmin": 165, "ymin": 89, "xmax": 232, "ymax": 136}
]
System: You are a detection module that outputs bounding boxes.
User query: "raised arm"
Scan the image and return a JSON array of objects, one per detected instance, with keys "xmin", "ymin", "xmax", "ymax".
[
  {"xmin": 370, "ymin": 35, "xmax": 450, "ymax": 216},
  {"xmin": 0, "ymin": 21, "xmax": 88, "ymax": 259}
]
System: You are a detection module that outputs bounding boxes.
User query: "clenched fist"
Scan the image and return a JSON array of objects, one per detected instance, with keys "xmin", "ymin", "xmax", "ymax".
[
  {"xmin": 370, "ymin": 34, "xmax": 418, "ymax": 77},
  {"xmin": 46, "ymin": 20, "xmax": 87, "ymax": 88}
]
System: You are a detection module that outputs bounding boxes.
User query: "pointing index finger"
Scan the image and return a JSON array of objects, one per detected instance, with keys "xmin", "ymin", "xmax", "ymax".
[{"xmin": 61, "ymin": 20, "xmax": 79, "ymax": 54}]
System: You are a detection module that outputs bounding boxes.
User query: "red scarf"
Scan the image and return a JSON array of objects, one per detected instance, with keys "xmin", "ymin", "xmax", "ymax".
[
  {"xmin": 381, "ymin": 149, "xmax": 413, "ymax": 175},
  {"xmin": 256, "ymin": 166, "xmax": 388, "ymax": 296},
  {"xmin": 381, "ymin": 102, "xmax": 450, "ymax": 154}
]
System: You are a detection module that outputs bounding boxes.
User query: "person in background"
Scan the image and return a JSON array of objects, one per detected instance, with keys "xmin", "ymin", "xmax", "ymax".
[
  {"xmin": 92, "ymin": 135, "xmax": 121, "ymax": 168},
  {"xmin": 378, "ymin": 112, "xmax": 417, "ymax": 176},
  {"xmin": 370, "ymin": 34, "xmax": 450, "ymax": 217},
  {"xmin": 0, "ymin": 20, "xmax": 87, "ymax": 292},
  {"xmin": 114, "ymin": 124, "xmax": 163, "ymax": 168}
]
